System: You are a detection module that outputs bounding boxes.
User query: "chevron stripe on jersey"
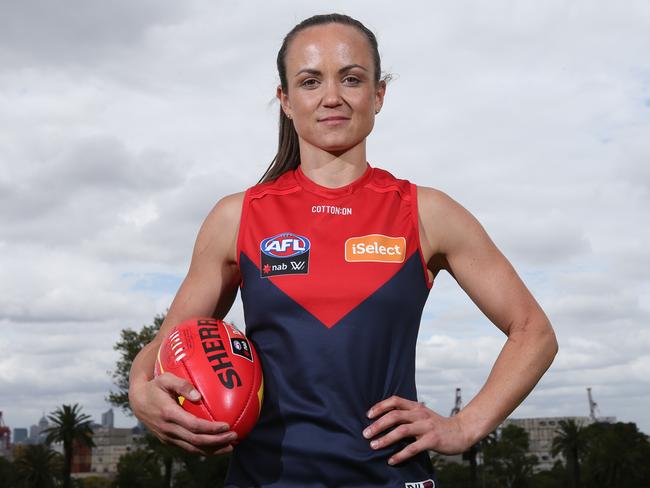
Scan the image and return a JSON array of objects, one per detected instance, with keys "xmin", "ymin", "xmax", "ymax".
[
  {"xmin": 225, "ymin": 162, "xmax": 438, "ymax": 487},
  {"xmin": 236, "ymin": 162, "xmax": 432, "ymax": 328}
]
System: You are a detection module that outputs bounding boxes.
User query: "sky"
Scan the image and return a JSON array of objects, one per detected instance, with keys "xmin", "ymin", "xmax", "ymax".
[{"xmin": 1, "ymin": 0, "xmax": 649, "ymax": 440}]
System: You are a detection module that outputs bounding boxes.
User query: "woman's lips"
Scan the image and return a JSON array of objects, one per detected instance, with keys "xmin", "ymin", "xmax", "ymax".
[{"xmin": 318, "ymin": 116, "xmax": 350, "ymax": 126}]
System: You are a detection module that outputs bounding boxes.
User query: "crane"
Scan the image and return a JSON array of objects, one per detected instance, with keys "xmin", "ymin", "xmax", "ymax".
[
  {"xmin": 450, "ymin": 387, "xmax": 462, "ymax": 416},
  {"xmin": 0, "ymin": 411, "xmax": 10, "ymax": 450},
  {"xmin": 587, "ymin": 387, "xmax": 600, "ymax": 422}
]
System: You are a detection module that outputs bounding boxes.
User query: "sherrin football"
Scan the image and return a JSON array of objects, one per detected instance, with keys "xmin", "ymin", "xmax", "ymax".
[{"xmin": 154, "ymin": 317, "xmax": 264, "ymax": 443}]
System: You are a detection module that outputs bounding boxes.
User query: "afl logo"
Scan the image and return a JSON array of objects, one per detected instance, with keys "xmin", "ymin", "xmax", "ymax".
[
  {"xmin": 260, "ymin": 232, "xmax": 310, "ymax": 278},
  {"xmin": 260, "ymin": 233, "xmax": 311, "ymax": 258}
]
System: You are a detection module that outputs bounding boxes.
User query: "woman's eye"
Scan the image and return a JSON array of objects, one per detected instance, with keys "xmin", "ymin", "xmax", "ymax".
[
  {"xmin": 301, "ymin": 79, "xmax": 319, "ymax": 88},
  {"xmin": 343, "ymin": 76, "xmax": 361, "ymax": 85}
]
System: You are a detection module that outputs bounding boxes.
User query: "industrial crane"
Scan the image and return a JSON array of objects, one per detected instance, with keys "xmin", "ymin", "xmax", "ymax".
[
  {"xmin": 0, "ymin": 411, "xmax": 10, "ymax": 450},
  {"xmin": 450, "ymin": 387, "xmax": 462, "ymax": 416},
  {"xmin": 587, "ymin": 387, "xmax": 601, "ymax": 422}
]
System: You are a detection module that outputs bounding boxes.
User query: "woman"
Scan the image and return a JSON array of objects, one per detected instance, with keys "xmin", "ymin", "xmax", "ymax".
[{"xmin": 129, "ymin": 13, "xmax": 558, "ymax": 487}]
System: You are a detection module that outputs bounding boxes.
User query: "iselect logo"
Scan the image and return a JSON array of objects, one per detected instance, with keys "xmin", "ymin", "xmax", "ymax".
[{"xmin": 345, "ymin": 234, "xmax": 406, "ymax": 263}]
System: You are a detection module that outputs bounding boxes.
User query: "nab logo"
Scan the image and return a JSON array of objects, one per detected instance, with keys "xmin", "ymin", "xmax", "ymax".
[
  {"xmin": 260, "ymin": 232, "xmax": 310, "ymax": 278},
  {"xmin": 405, "ymin": 480, "xmax": 435, "ymax": 488}
]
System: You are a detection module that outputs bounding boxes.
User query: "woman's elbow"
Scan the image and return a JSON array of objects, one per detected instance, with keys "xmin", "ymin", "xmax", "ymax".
[
  {"xmin": 515, "ymin": 315, "xmax": 559, "ymax": 363},
  {"xmin": 540, "ymin": 320, "xmax": 559, "ymax": 364}
]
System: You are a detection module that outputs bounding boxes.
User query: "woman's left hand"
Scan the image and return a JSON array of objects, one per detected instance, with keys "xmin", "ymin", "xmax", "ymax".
[{"xmin": 363, "ymin": 395, "xmax": 472, "ymax": 465}]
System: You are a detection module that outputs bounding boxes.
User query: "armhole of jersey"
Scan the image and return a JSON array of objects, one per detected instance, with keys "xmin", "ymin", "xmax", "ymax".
[
  {"xmin": 410, "ymin": 183, "xmax": 434, "ymax": 289},
  {"xmin": 235, "ymin": 188, "xmax": 251, "ymax": 288}
]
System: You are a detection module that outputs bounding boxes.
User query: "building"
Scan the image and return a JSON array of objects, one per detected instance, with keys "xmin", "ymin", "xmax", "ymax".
[
  {"xmin": 28, "ymin": 414, "xmax": 49, "ymax": 444},
  {"xmin": 435, "ymin": 414, "xmax": 617, "ymax": 473},
  {"xmin": 71, "ymin": 438, "xmax": 93, "ymax": 473},
  {"xmin": 91, "ymin": 426, "xmax": 140, "ymax": 475},
  {"xmin": 13, "ymin": 428, "xmax": 28, "ymax": 445},
  {"xmin": 101, "ymin": 409, "xmax": 114, "ymax": 429},
  {"xmin": 502, "ymin": 415, "xmax": 616, "ymax": 472}
]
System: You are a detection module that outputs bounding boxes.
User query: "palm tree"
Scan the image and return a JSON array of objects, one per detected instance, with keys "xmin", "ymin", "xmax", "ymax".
[
  {"xmin": 551, "ymin": 418, "xmax": 587, "ymax": 488},
  {"xmin": 44, "ymin": 403, "xmax": 95, "ymax": 488},
  {"xmin": 14, "ymin": 443, "xmax": 63, "ymax": 488}
]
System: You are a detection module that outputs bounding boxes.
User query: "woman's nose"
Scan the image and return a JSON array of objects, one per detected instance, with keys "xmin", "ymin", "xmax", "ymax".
[{"xmin": 322, "ymin": 80, "xmax": 343, "ymax": 107}]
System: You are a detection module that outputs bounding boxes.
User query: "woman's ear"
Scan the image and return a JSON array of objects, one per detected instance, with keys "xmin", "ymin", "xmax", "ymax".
[
  {"xmin": 277, "ymin": 85, "xmax": 292, "ymax": 119},
  {"xmin": 374, "ymin": 79, "xmax": 386, "ymax": 114}
]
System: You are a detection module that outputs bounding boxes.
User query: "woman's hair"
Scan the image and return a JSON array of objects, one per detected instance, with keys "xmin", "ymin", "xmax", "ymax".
[{"xmin": 256, "ymin": 13, "xmax": 385, "ymax": 185}]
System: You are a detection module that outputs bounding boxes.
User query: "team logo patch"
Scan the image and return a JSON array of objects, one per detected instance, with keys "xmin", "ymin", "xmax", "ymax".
[
  {"xmin": 345, "ymin": 234, "xmax": 406, "ymax": 263},
  {"xmin": 230, "ymin": 337, "xmax": 253, "ymax": 361},
  {"xmin": 405, "ymin": 480, "xmax": 435, "ymax": 488},
  {"xmin": 260, "ymin": 232, "xmax": 310, "ymax": 278},
  {"xmin": 221, "ymin": 321, "xmax": 254, "ymax": 362}
]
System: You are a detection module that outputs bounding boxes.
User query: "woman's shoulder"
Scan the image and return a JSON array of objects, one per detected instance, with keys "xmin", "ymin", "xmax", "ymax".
[
  {"xmin": 415, "ymin": 184, "xmax": 459, "ymax": 216},
  {"xmin": 190, "ymin": 191, "xmax": 246, "ymax": 266},
  {"xmin": 201, "ymin": 167, "xmax": 297, "ymax": 243},
  {"xmin": 200, "ymin": 191, "xmax": 246, "ymax": 236},
  {"xmin": 414, "ymin": 184, "xmax": 486, "ymax": 255},
  {"xmin": 217, "ymin": 191, "xmax": 246, "ymax": 211}
]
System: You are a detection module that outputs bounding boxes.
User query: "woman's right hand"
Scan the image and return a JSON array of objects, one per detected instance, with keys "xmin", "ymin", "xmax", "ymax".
[
  {"xmin": 128, "ymin": 193, "xmax": 246, "ymax": 455},
  {"xmin": 129, "ymin": 371, "xmax": 238, "ymax": 455}
]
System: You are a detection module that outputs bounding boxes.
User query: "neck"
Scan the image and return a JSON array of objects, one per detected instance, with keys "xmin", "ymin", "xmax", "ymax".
[{"xmin": 297, "ymin": 139, "xmax": 368, "ymax": 189}]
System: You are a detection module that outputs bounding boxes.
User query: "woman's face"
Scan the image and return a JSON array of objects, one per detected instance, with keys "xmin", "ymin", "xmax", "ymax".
[{"xmin": 278, "ymin": 23, "xmax": 386, "ymax": 155}]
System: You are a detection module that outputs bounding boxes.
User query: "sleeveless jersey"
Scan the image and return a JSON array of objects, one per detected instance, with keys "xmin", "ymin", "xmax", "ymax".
[{"xmin": 225, "ymin": 162, "xmax": 438, "ymax": 488}]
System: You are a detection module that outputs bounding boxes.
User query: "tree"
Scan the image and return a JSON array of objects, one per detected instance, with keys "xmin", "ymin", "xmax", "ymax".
[
  {"xmin": 0, "ymin": 455, "xmax": 17, "ymax": 488},
  {"xmin": 475, "ymin": 429, "xmax": 498, "ymax": 488},
  {"xmin": 13, "ymin": 443, "xmax": 63, "ymax": 488},
  {"xmin": 108, "ymin": 313, "xmax": 181, "ymax": 486},
  {"xmin": 142, "ymin": 430, "xmax": 186, "ymax": 488},
  {"xmin": 581, "ymin": 421, "xmax": 650, "ymax": 487},
  {"xmin": 76, "ymin": 476, "xmax": 112, "ymax": 488},
  {"xmin": 528, "ymin": 460, "xmax": 565, "ymax": 488},
  {"xmin": 483, "ymin": 424, "xmax": 538, "ymax": 488},
  {"xmin": 44, "ymin": 403, "xmax": 95, "ymax": 488},
  {"xmin": 107, "ymin": 313, "xmax": 165, "ymax": 414},
  {"xmin": 173, "ymin": 452, "xmax": 232, "ymax": 488},
  {"xmin": 432, "ymin": 456, "xmax": 472, "ymax": 488},
  {"xmin": 551, "ymin": 418, "xmax": 587, "ymax": 488},
  {"xmin": 113, "ymin": 449, "xmax": 163, "ymax": 488}
]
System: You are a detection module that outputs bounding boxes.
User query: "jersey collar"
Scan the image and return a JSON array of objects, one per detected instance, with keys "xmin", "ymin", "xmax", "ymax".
[{"xmin": 294, "ymin": 162, "xmax": 373, "ymax": 199}]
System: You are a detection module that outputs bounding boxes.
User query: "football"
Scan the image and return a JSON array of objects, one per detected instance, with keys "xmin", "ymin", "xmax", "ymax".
[{"xmin": 154, "ymin": 317, "xmax": 264, "ymax": 443}]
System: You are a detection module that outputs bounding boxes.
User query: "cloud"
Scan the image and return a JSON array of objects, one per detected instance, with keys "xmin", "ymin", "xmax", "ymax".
[
  {"xmin": 0, "ymin": 0, "xmax": 187, "ymax": 70},
  {"xmin": 487, "ymin": 209, "xmax": 592, "ymax": 267},
  {"xmin": 0, "ymin": 134, "xmax": 188, "ymax": 245},
  {"xmin": 0, "ymin": 245, "xmax": 155, "ymax": 323}
]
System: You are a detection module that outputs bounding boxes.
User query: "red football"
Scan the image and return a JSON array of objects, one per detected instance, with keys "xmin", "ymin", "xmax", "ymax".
[{"xmin": 154, "ymin": 317, "xmax": 264, "ymax": 443}]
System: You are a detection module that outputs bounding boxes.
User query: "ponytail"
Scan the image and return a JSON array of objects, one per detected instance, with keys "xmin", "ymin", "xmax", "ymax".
[{"xmin": 256, "ymin": 109, "xmax": 301, "ymax": 184}]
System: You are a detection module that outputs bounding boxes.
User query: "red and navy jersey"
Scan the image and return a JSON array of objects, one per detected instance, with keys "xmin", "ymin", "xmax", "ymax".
[{"xmin": 225, "ymin": 162, "xmax": 438, "ymax": 488}]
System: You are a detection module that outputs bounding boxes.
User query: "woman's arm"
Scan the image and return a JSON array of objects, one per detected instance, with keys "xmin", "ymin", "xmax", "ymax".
[
  {"xmin": 128, "ymin": 191, "xmax": 245, "ymax": 455},
  {"xmin": 422, "ymin": 186, "xmax": 558, "ymax": 444},
  {"xmin": 364, "ymin": 186, "xmax": 558, "ymax": 463}
]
